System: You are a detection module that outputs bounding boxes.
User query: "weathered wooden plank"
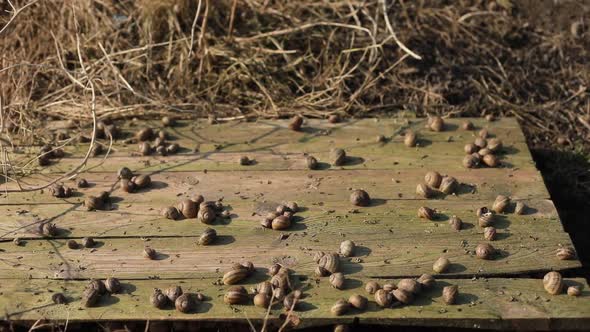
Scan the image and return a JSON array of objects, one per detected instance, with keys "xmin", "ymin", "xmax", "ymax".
[{"xmin": 1, "ymin": 277, "xmax": 588, "ymax": 331}]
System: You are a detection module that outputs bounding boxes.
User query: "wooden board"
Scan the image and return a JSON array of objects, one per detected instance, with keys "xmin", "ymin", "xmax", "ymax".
[{"xmin": 0, "ymin": 118, "xmax": 586, "ymax": 329}]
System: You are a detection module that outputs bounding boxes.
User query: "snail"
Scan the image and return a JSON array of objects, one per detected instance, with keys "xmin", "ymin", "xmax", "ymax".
[
  {"xmin": 392, "ymin": 288, "xmax": 414, "ymax": 304},
  {"xmin": 315, "ymin": 266, "xmax": 330, "ymax": 277},
  {"xmin": 82, "ymin": 287, "xmax": 100, "ymax": 308},
  {"xmin": 156, "ymin": 145, "xmax": 167, "ymax": 156},
  {"xmin": 567, "ymin": 286, "xmax": 581, "ymax": 297},
  {"xmin": 77, "ymin": 178, "xmax": 89, "ymax": 188},
  {"xmin": 376, "ymin": 135, "xmax": 387, "ymax": 143},
  {"xmin": 475, "ymin": 243, "xmax": 495, "ymax": 260},
  {"xmin": 433, "ymin": 257, "xmax": 450, "ymax": 273},
  {"xmin": 88, "ymin": 279, "xmax": 106, "ymax": 295},
  {"xmin": 120, "ymin": 179, "xmax": 136, "ymax": 193},
  {"xmin": 276, "ymin": 204, "xmax": 289, "ymax": 214},
  {"xmin": 271, "ymin": 215, "xmax": 291, "ymax": 230},
  {"xmin": 330, "ymin": 148, "xmax": 346, "ymax": 166},
  {"xmin": 283, "ymin": 290, "xmax": 302, "ymax": 310},
  {"xmin": 143, "ymin": 247, "xmax": 157, "ymax": 260},
  {"xmin": 166, "ymin": 143, "xmax": 179, "ymax": 154},
  {"xmin": 462, "ymin": 121, "xmax": 474, "ymax": 130},
  {"xmin": 132, "ymin": 174, "xmax": 151, "ymax": 189},
  {"xmin": 178, "ymin": 199, "xmax": 198, "ymax": 218},
  {"xmin": 483, "ymin": 226, "xmax": 497, "ymax": 241},
  {"xmin": 382, "ymin": 284, "xmax": 396, "ymax": 292},
  {"xmin": 162, "ymin": 206, "xmax": 181, "ymax": 220},
  {"xmin": 306, "ymin": 155, "xmax": 318, "ymax": 170},
  {"xmin": 556, "ymin": 247, "xmax": 576, "ymax": 260},
  {"xmin": 271, "ymin": 273, "xmax": 291, "ymax": 291},
  {"xmin": 543, "ymin": 271, "xmax": 563, "ymax": 295},
  {"xmin": 485, "ymin": 114, "xmax": 495, "ymax": 122},
  {"xmin": 348, "ymin": 294, "xmax": 367, "ymax": 310},
  {"xmin": 492, "ymin": 195, "xmax": 510, "ymax": 213},
  {"xmin": 105, "ymin": 277, "xmax": 121, "ymax": 293},
  {"xmin": 52, "ymin": 293, "xmax": 67, "ymax": 304},
  {"xmin": 268, "ymin": 264, "xmax": 281, "ymax": 277},
  {"xmin": 474, "ymin": 137, "xmax": 487, "ymax": 149},
  {"xmin": 84, "ymin": 196, "xmax": 104, "ymax": 211},
  {"xmin": 482, "ymin": 154, "xmax": 499, "ymax": 167},
  {"xmin": 198, "ymin": 227, "xmax": 217, "ymax": 245},
  {"xmin": 487, "ymin": 138, "xmax": 503, "ymax": 152},
  {"xmin": 224, "ymin": 286, "xmax": 248, "ymax": 304},
  {"xmin": 404, "ymin": 130, "xmax": 417, "ymax": 147},
  {"xmin": 239, "ymin": 156, "xmax": 251, "ymax": 166},
  {"xmin": 374, "ymin": 289, "xmax": 393, "ymax": 307},
  {"xmin": 330, "ymin": 299, "xmax": 350, "ymax": 316},
  {"xmin": 150, "ymin": 288, "xmax": 169, "ymax": 309},
  {"xmin": 13, "ymin": 238, "xmax": 22, "ymax": 246},
  {"xmin": 442, "ymin": 285, "xmax": 458, "ymax": 304},
  {"xmin": 166, "ymin": 285, "xmax": 183, "ymax": 302},
  {"xmin": 136, "ymin": 128, "xmax": 154, "ymax": 141},
  {"xmin": 223, "ymin": 268, "xmax": 250, "ymax": 285},
  {"xmin": 329, "ymin": 272, "xmax": 345, "ymax": 289},
  {"xmin": 66, "ymin": 240, "xmax": 79, "ymax": 249},
  {"xmin": 285, "ymin": 201, "xmax": 299, "ymax": 213},
  {"xmin": 449, "ymin": 215, "xmax": 462, "ymax": 231},
  {"xmin": 417, "ymin": 274, "xmax": 435, "ymax": 289},
  {"xmin": 117, "ymin": 167, "xmax": 133, "ymax": 180},
  {"xmin": 49, "ymin": 184, "xmax": 73, "ymax": 198},
  {"xmin": 397, "ymin": 279, "xmax": 421, "ymax": 294},
  {"xmin": 82, "ymin": 237, "xmax": 95, "ymax": 248},
  {"xmin": 289, "ymin": 115, "xmax": 303, "ymax": 131},
  {"xmin": 514, "ymin": 201, "xmax": 526, "ymax": 215},
  {"xmin": 418, "ymin": 206, "xmax": 435, "ymax": 220},
  {"xmin": 198, "ymin": 203, "xmax": 216, "ymax": 224},
  {"xmin": 318, "ymin": 252, "xmax": 340, "ymax": 274},
  {"xmin": 254, "ymin": 293, "xmax": 271, "ymax": 308},
  {"xmin": 440, "ymin": 176, "xmax": 458, "ymax": 195},
  {"xmin": 416, "ymin": 183, "xmax": 434, "ymax": 198},
  {"xmin": 350, "ymin": 189, "xmax": 370, "ymax": 206},
  {"xmin": 273, "ymin": 288, "xmax": 287, "ymax": 302},
  {"xmin": 328, "ymin": 114, "xmax": 340, "ymax": 123},
  {"xmin": 424, "ymin": 171, "xmax": 442, "ymax": 188},
  {"xmin": 256, "ymin": 281, "xmax": 273, "ymax": 296},
  {"xmin": 175, "ymin": 293, "xmax": 196, "ymax": 313},
  {"xmin": 339, "ymin": 240, "xmax": 355, "ymax": 257},
  {"xmin": 40, "ymin": 223, "xmax": 58, "ymax": 237},
  {"xmin": 478, "ymin": 208, "xmax": 495, "ymax": 227},
  {"xmin": 162, "ymin": 116, "xmax": 175, "ymax": 127},
  {"xmin": 365, "ymin": 280, "xmax": 380, "ymax": 294},
  {"xmin": 464, "ymin": 143, "xmax": 479, "ymax": 154},
  {"xmin": 38, "ymin": 155, "xmax": 50, "ymax": 166},
  {"xmin": 463, "ymin": 154, "xmax": 480, "ymax": 168},
  {"xmin": 139, "ymin": 142, "xmax": 152, "ymax": 156},
  {"xmin": 429, "ymin": 116, "xmax": 444, "ymax": 132},
  {"xmin": 478, "ymin": 128, "xmax": 489, "ymax": 138},
  {"xmin": 313, "ymin": 251, "xmax": 326, "ymax": 263},
  {"xmin": 478, "ymin": 148, "xmax": 492, "ymax": 156}
]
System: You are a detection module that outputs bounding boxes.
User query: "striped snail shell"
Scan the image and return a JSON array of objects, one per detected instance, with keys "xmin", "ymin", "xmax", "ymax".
[
  {"xmin": 318, "ymin": 253, "xmax": 340, "ymax": 274},
  {"xmin": 222, "ymin": 268, "xmax": 249, "ymax": 285},
  {"xmin": 175, "ymin": 293, "xmax": 196, "ymax": 313},
  {"xmin": 330, "ymin": 299, "xmax": 350, "ymax": 316},
  {"xmin": 224, "ymin": 286, "xmax": 248, "ymax": 304},
  {"xmin": 198, "ymin": 203, "xmax": 216, "ymax": 224},
  {"xmin": 198, "ymin": 227, "xmax": 217, "ymax": 245}
]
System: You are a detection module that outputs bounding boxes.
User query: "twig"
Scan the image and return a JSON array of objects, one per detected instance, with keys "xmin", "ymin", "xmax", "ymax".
[
  {"xmin": 380, "ymin": 0, "xmax": 422, "ymax": 60},
  {"xmin": 0, "ymin": 0, "xmax": 40, "ymax": 35},
  {"xmin": 458, "ymin": 11, "xmax": 500, "ymax": 23},
  {"xmin": 228, "ymin": 0, "xmax": 238, "ymax": 38},
  {"xmin": 188, "ymin": 0, "xmax": 203, "ymax": 58}
]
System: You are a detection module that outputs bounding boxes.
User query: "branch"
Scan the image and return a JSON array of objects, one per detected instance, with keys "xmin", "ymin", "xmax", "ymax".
[
  {"xmin": 380, "ymin": 0, "xmax": 422, "ymax": 60},
  {"xmin": 0, "ymin": 0, "xmax": 40, "ymax": 36}
]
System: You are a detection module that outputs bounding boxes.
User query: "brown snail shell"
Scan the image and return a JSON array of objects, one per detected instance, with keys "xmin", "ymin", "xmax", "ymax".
[
  {"xmin": 463, "ymin": 154, "xmax": 480, "ymax": 168},
  {"xmin": 143, "ymin": 247, "xmax": 157, "ymax": 260},
  {"xmin": 137, "ymin": 128, "xmax": 154, "ymax": 141},
  {"xmin": 82, "ymin": 237, "xmax": 95, "ymax": 248},
  {"xmin": 41, "ymin": 222, "xmax": 58, "ymax": 237},
  {"xmin": 462, "ymin": 121, "xmax": 474, "ymax": 130},
  {"xmin": 339, "ymin": 240, "xmax": 355, "ymax": 257},
  {"xmin": 479, "ymin": 128, "xmax": 489, "ymax": 138},
  {"xmin": 38, "ymin": 155, "xmax": 50, "ymax": 166},
  {"xmin": 156, "ymin": 145, "xmax": 167, "ymax": 156},
  {"xmin": 424, "ymin": 171, "xmax": 442, "ymax": 188},
  {"xmin": 328, "ymin": 114, "xmax": 341, "ymax": 123},
  {"xmin": 240, "ymin": 261, "xmax": 255, "ymax": 274},
  {"xmin": 543, "ymin": 271, "xmax": 563, "ymax": 295},
  {"xmin": 139, "ymin": 142, "xmax": 152, "ymax": 156},
  {"xmin": 82, "ymin": 287, "xmax": 101, "ymax": 308},
  {"xmin": 273, "ymin": 288, "xmax": 287, "ymax": 301},
  {"xmin": 166, "ymin": 285, "xmax": 183, "ymax": 302},
  {"xmin": 418, "ymin": 206, "xmax": 435, "ymax": 220},
  {"xmin": 178, "ymin": 199, "xmax": 198, "ymax": 218},
  {"xmin": 192, "ymin": 194, "xmax": 205, "ymax": 205},
  {"xmin": 224, "ymin": 286, "xmax": 248, "ymax": 304},
  {"xmin": 474, "ymin": 137, "xmax": 487, "ymax": 149},
  {"xmin": 77, "ymin": 178, "xmax": 89, "ymax": 188},
  {"xmin": 442, "ymin": 285, "xmax": 458, "ymax": 304},
  {"xmin": 318, "ymin": 253, "xmax": 340, "ymax": 274},
  {"xmin": 162, "ymin": 116, "xmax": 175, "ymax": 127},
  {"xmin": 440, "ymin": 176, "xmax": 458, "ymax": 195},
  {"xmin": 132, "ymin": 174, "xmax": 151, "ymax": 189},
  {"xmin": 567, "ymin": 286, "xmax": 581, "ymax": 297},
  {"xmin": 464, "ymin": 143, "xmax": 479, "ymax": 154},
  {"xmin": 99, "ymin": 191, "xmax": 110, "ymax": 202},
  {"xmin": 239, "ymin": 156, "xmax": 251, "ymax": 166},
  {"xmin": 150, "ymin": 288, "xmax": 169, "ymax": 309},
  {"xmin": 487, "ymin": 138, "xmax": 503, "ymax": 152},
  {"xmin": 49, "ymin": 184, "xmax": 71, "ymax": 198},
  {"xmin": 330, "ymin": 299, "xmax": 350, "ymax": 316},
  {"xmin": 382, "ymin": 283, "xmax": 396, "ymax": 292},
  {"xmin": 283, "ymin": 290, "xmax": 302, "ymax": 310},
  {"xmin": 556, "ymin": 247, "xmax": 576, "ymax": 260},
  {"xmin": 198, "ymin": 204, "xmax": 216, "ymax": 224},
  {"xmin": 482, "ymin": 154, "xmax": 499, "ymax": 167},
  {"xmin": 166, "ymin": 143, "xmax": 179, "ymax": 154},
  {"xmin": 162, "ymin": 206, "xmax": 181, "ymax": 220},
  {"xmin": 120, "ymin": 179, "xmax": 136, "ymax": 193},
  {"xmin": 475, "ymin": 243, "xmax": 495, "ymax": 260},
  {"xmin": 285, "ymin": 201, "xmax": 299, "ymax": 213},
  {"xmin": 271, "ymin": 273, "xmax": 291, "ymax": 291},
  {"xmin": 392, "ymin": 288, "xmax": 414, "ymax": 304},
  {"xmin": 478, "ymin": 148, "xmax": 492, "ymax": 156},
  {"xmin": 88, "ymin": 279, "xmax": 106, "ymax": 295},
  {"xmin": 253, "ymin": 293, "xmax": 271, "ymax": 308},
  {"xmin": 449, "ymin": 215, "xmax": 462, "ymax": 231},
  {"xmin": 404, "ymin": 130, "xmax": 417, "ymax": 147},
  {"xmin": 105, "ymin": 277, "xmax": 121, "ymax": 293},
  {"xmin": 313, "ymin": 251, "xmax": 326, "ymax": 263},
  {"xmin": 485, "ymin": 114, "xmax": 495, "ymax": 122},
  {"xmin": 330, "ymin": 272, "xmax": 345, "ymax": 289},
  {"xmin": 484, "ymin": 226, "xmax": 497, "ymax": 241},
  {"xmin": 397, "ymin": 278, "xmax": 421, "ymax": 294},
  {"xmin": 52, "ymin": 293, "xmax": 67, "ymax": 304},
  {"xmin": 349, "ymin": 294, "xmax": 367, "ymax": 310},
  {"xmin": 306, "ymin": 155, "xmax": 318, "ymax": 170},
  {"xmin": 256, "ymin": 281, "xmax": 273, "ymax": 296},
  {"xmin": 416, "ymin": 183, "xmax": 434, "ymax": 198},
  {"xmin": 271, "ymin": 215, "xmax": 291, "ymax": 230},
  {"xmin": 478, "ymin": 211, "xmax": 495, "ymax": 227},
  {"xmin": 350, "ymin": 189, "xmax": 370, "ymax": 206},
  {"xmin": 223, "ymin": 268, "xmax": 249, "ymax": 285},
  {"xmin": 175, "ymin": 293, "xmax": 195, "ymax": 313},
  {"xmin": 429, "ymin": 116, "xmax": 444, "ymax": 132},
  {"xmin": 374, "ymin": 289, "xmax": 393, "ymax": 308},
  {"xmin": 417, "ymin": 274, "xmax": 435, "ymax": 289},
  {"xmin": 67, "ymin": 239, "xmax": 79, "ymax": 249},
  {"xmin": 268, "ymin": 264, "xmax": 281, "ymax": 277},
  {"xmin": 365, "ymin": 281, "xmax": 380, "ymax": 294},
  {"xmin": 315, "ymin": 266, "xmax": 330, "ymax": 277},
  {"xmin": 13, "ymin": 238, "xmax": 22, "ymax": 246},
  {"xmin": 330, "ymin": 148, "xmax": 346, "ymax": 166},
  {"xmin": 198, "ymin": 227, "xmax": 217, "ymax": 245},
  {"xmin": 276, "ymin": 204, "xmax": 289, "ymax": 214},
  {"xmin": 433, "ymin": 257, "xmax": 451, "ymax": 273},
  {"xmin": 492, "ymin": 195, "xmax": 510, "ymax": 213},
  {"xmin": 514, "ymin": 201, "xmax": 526, "ymax": 215},
  {"xmin": 289, "ymin": 115, "xmax": 303, "ymax": 131}
]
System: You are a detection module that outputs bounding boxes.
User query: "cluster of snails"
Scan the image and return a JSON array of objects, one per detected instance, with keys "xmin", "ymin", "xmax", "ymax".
[
  {"xmin": 543, "ymin": 271, "xmax": 581, "ymax": 297},
  {"xmin": 117, "ymin": 167, "xmax": 152, "ymax": 193},
  {"xmin": 66, "ymin": 237, "xmax": 96, "ymax": 250},
  {"xmin": 251, "ymin": 265, "xmax": 300, "ymax": 310},
  {"xmin": 475, "ymin": 195, "xmax": 526, "ymax": 247},
  {"xmin": 82, "ymin": 278, "xmax": 122, "ymax": 307},
  {"xmin": 462, "ymin": 124, "xmax": 503, "ymax": 168},
  {"xmin": 38, "ymin": 144, "xmax": 65, "ymax": 166},
  {"xmin": 330, "ymin": 294, "xmax": 368, "ymax": 316},
  {"xmin": 135, "ymin": 127, "xmax": 180, "ymax": 156},
  {"xmin": 48, "ymin": 183, "xmax": 74, "ymax": 198},
  {"xmin": 84, "ymin": 191, "xmax": 112, "ymax": 211},
  {"xmin": 151, "ymin": 285, "xmax": 205, "ymax": 313},
  {"xmin": 260, "ymin": 202, "xmax": 300, "ymax": 231},
  {"xmin": 223, "ymin": 261, "xmax": 256, "ymax": 285},
  {"xmin": 162, "ymin": 194, "xmax": 228, "ymax": 224},
  {"xmin": 416, "ymin": 171, "xmax": 459, "ymax": 198}
]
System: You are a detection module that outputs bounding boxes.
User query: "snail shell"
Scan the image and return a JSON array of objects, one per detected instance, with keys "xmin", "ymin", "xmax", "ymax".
[
  {"xmin": 285, "ymin": 201, "xmax": 299, "ymax": 213},
  {"xmin": 105, "ymin": 277, "xmax": 121, "ymax": 293},
  {"xmin": 268, "ymin": 264, "xmax": 281, "ymax": 277},
  {"xmin": 318, "ymin": 253, "xmax": 340, "ymax": 274},
  {"xmin": 315, "ymin": 266, "xmax": 330, "ymax": 277},
  {"xmin": 479, "ymin": 128, "xmax": 489, "ymax": 138},
  {"xmin": 143, "ymin": 247, "xmax": 157, "ymax": 260},
  {"xmin": 276, "ymin": 204, "xmax": 289, "ymax": 214},
  {"xmin": 567, "ymin": 286, "xmax": 581, "ymax": 297},
  {"xmin": 478, "ymin": 211, "xmax": 495, "ymax": 227},
  {"xmin": 271, "ymin": 273, "xmax": 291, "ymax": 291},
  {"xmin": 175, "ymin": 293, "xmax": 195, "ymax": 313},
  {"xmin": 330, "ymin": 272, "xmax": 345, "ymax": 289},
  {"xmin": 166, "ymin": 285, "xmax": 183, "ymax": 302},
  {"xmin": 139, "ymin": 142, "xmax": 152, "ymax": 156},
  {"xmin": 514, "ymin": 201, "xmax": 526, "ymax": 215},
  {"xmin": 392, "ymin": 288, "xmax": 414, "ymax": 304},
  {"xmin": 82, "ymin": 237, "xmax": 95, "ymax": 248},
  {"xmin": 474, "ymin": 137, "xmax": 487, "ymax": 149},
  {"xmin": 449, "ymin": 215, "xmax": 462, "ymax": 231},
  {"xmin": 339, "ymin": 240, "xmax": 355, "ymax": 257},
  {"xmin": 462, "ymin": 121, "xmax": 474, "ymax": 130},
  {"xmin": 492, "ymin": 195, "xmax": 510, "ymax": 213},
  {"xmin": 256, "ymin": 281, "xmax": 273, "ymax": 296},
  {"xmin": 350, "ymin": 189, "xmax": 370, "ymax": 206},
  {"xmin": 429, "ymin": 116, "xmax": 444, "ymax": 132},
  {"xmin": 132, "ymin": 174, "xmax": 151, "ymax": 189},
  {"xmin": 313, "ymin": 251, "xmax": 326, "ymax": 263},
  {"xmin": 239, "ymin": 156, "xmax": 251, "ymax": 166},
  {"xmin": 198, "ymin": 204, "xmax": 216, "ymax": 224},
  {"xmin": 137, "ymin": 128, "xmax": 154, "ymax": 141},
  {"xmin": 483, "ymin": 154, "xmax": 499, "ymax": 167},
  {"xmin": 77, "ymin": 178, "xmax": 89, "ymax": 188},
  {"xmin": 273, "ymin": 288, "xmax": 287, "ymax": 301},
  {"xmin": 156, "ymin": 145, "xmax": 167, "ymax": 156},
  {"xmin": 67, "ymin": 239, "xmax": 79, "ymax": 249},
  {"xmin": 271, "ymin": 215, "xmax": 291, "ymax": 230},
  {"xmin": 99, "ymin": 191, "xmax": 110, "ymax": 202},
  {"xmin": 306, "ymin": 156, "xmax": 318, "ymax": 170},
  {"xmin": 328, "ymin": 114, "xmax": 341, "ymax": 123},
  {"xmin": 483, "ymin": 226, "xmax": 497, "ymax": 241},
  {"xmin": 162, "ymin": 206, "xmax": 181, "ymax": 220},
  {"xmin": 543, "ymin": 271, "xmax": 563, "ymax": 295},
  {"xmin": 365, "ymin": 281, "xmax": 380, "ymax": 294},
  {"xmin": 433, "ymin": 257, "xmax": 451, "ymax": 273},
  {"xmin": 382, "ymin": 283, "xmax": 396, "ymax": 292},
  {"xmin": 330, "ymin": 148, "xmax": 346, "ymax": 166},
  {"xmin": 330, "ymin": 299, "xmax": 350, "ymax": 316},
  {"xmin": 478, "ymin": 148, "xmax": 492, "ymax": 156},
  {"xmin": 348, "ymin": 294, "xmax": 367, "ymax": 310},
  {"xmin": 82, "ymin": 287, "xmax": 101, "ymax": 308},
  {"xmin": 289, "ymin": 115, "xmax": 303, "ymax": 131},
  {"xmin": 417, "ymin": 274, "xmax": 435, "ymax": 289},
  {"xmin": 150, "ymin": 288, "xmax": 169, "ymax": 309},
  {"xmin": 88, "ymin": 279, "xmax": 106, "ymax": 295},
  {"xmin": 166, "ymin": 143, "xmax": 179, "ymax": 154},
  {"xmin": 475, "ymin": 243, "xmax": 495, "ymax": 260},
  {"xmin": 442, "ymin": 285, "xmax": 458, "ymax": 304},
  {"xmin": 224, "ymin": 286, "xmax": 248, "ymax": 304},
  {"xmin": 13, "ymin": 238, "xmax": 22, "ymax": 246},
  {"xmin": 198, "ymin": 227, "xmax": 217, "ymax": 245},
  {"xmin": 40, "ymin": 222, "xmax": 58, "ymax": 237},
  {"xmin": 374, "ymin": 289, "xmax": 393, "ymax": 308},
  {"xmin": 556, "ymin": 247, "xmax": 576, "ymax": 260},
  {"xmin": 418, "ymin": 206, "xmax": 435, "ymax": 220},
  {"xmin": 440, "ymin": 176, "xmax": 458, "ymax": 195},
  {"xmin": 397, "ymin": 279, "xmax": 421, "ymax": 294},
  {"xmin": 485, "ymin": 114, "xmax": 495, "ymax": 122},
  {"xmin": 162, "ymin": 116, "xmax": 175, "ymax": 127},
  {"xmin": 464, "ymin": 143, "xmax": 479, "ymax": 154},
  {"xmin": 223, "ymin": 268, "xmax": 249, "ymax": 285},
  {"xmin": 120, "ymin": 179, "xmax": 136, "ymax": 193},
  {"xmin": 404, "ymin": 130, "xmax": 417, "ymax": 147},
  {"xmin": 253, "ymin": 293, "xmax": 271, "ymax": 308},
  {"xmin": 424, "ymin": 171, "xmax": 442, "ymax": 188},
  {"xmin": 52, "ymin": 293, "xmax": 67, "ymax": 304},
  {"xmin": 487, "ymin": 138, "xmax": 503, "ymax": 152},
  {"xmin": 283, "ymin": 290, "xmax": 302, "ymax": 310},
  {"xmin": 416, "ymin": 183, "xmax": 434, "ymax": 198},
  {"xmin": 178, "ymin": 199, "xmax": 198, "ymax": 218},
  {"xmin": 463, "ymin": 154, "xmax": 480, "ymax": 168}
]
